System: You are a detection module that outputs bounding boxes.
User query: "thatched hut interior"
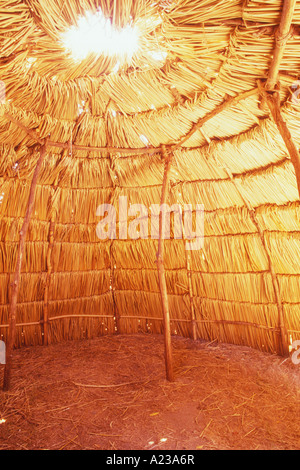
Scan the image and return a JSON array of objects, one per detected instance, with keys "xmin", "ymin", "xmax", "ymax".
[{"xmin": 0, "ymin": 0, "xmax": 300, "ymax": 451}]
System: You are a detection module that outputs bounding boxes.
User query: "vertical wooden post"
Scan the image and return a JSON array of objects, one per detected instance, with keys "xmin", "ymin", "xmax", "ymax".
[
  {"xmin": 3, "ymin": 142, "xmax": 47, "ymax": 391},
  {"xmin": 176, "ymin": 191, "xmax": 197, "ymax": 341},
  {"xmin": 43, "ymin": 217, "xmax": 55, "ymax": 346},
  {"xmin": 186, "ymin": 253, "xmax": 197, "ymax": 341},
  {"xmin": 157, "ymin": 146, "xmax": 175, "ymax": 382},
  {"xmin": 111, "ymin": 252, "xmax": 121, "ymax": 334},
  {"xmin": 105, "ymin": 102, "xmax": 120, "ymax": 336}
]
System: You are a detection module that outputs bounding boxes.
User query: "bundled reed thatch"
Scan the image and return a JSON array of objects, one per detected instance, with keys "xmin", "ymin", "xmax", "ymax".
[{"xmin": 0, "ymin": 0, "xmax": 300, "ymax": 380}]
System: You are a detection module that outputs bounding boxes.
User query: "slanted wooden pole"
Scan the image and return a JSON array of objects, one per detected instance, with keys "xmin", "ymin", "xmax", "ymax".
[
  {"xmin": 157, "ymin": 145, "xmax": 174, "ymax": 382},
  {"xmin": 3, "ymin": 87, "xmax": 258, "ymax": 158},
  {"xmin": 222, "ymin": 167, "xmax": 289, "ymax": 357},
  {"xmin": 246, "ymin": 205, "xmax": 289, "ymax": 356},
  {"xmin": 251, "ymin": 1, "xmax": 300, "ymax": 354},
  {"xmin": 265, "ymin": 0, "xmax": 297, "ymax": 91},
  {"xmin": 259, "ymin": 0, "xmax": 296, "ymax": 109},
  {"xmin": 259, "ymin": 0, "xmax": 300, "ymax": 197},
  {"xmin": 261, "ymin": 85, "xmax": 300, "ymax": 198},
  {"xmin": 3, "ymin": 142, "xmax": 48, "ymax": 391}
]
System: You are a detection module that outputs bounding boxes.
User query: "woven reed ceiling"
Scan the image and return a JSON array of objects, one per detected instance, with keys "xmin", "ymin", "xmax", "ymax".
[{"xmin": 0, "ymin": 0, "xmax": 300, "ymax": 353}]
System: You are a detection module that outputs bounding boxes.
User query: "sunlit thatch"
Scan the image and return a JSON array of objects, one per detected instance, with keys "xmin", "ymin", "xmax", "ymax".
[{"xmin": 0, "ymin": 0, "xmax": 300, "ymax": 356}]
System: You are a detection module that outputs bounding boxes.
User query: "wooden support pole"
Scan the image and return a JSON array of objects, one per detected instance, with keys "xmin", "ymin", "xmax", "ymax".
[
  {"xmin": 261, "ymin": 0, "xmax": 300, "ymax": 198},
  {"xmin": 171, "ymin": 88, "xmax": 259, "ymax": 150},
  {"xmin": 176, "ymin": 189, "xmax": 197, "ymax": 341},
  {"xmin": 246, "ymin": 205, "xmax": 289, "ymax": 356},
  {"xmin": 111, "ymin": 252, "xmax": 121, "ymax": 335},
  {"xmin": 105, "ymin": 105, "xmax": 120, "ymax": 336},
  {"xmin": 43, "ymin": 217, "xmax": 55, "ymax": 346},
  {"xmin": 3, "ymin": 87, "xmax": 258, "ymax": 157},
  {"xmin": 257, "ymin": 0, "xmax": 298, "ymax": 349},
  {"xmin": 186, "ymin": 253, "xmax": 197, "ymax": 341},
  {"xmin": 260, "ymin": 85, "xmax": 300, "ymax": 198},
  {"xmin": 222, "ymin": 167, "xmax": 289, "ymax": 356},
  {"xmin": 265, "ymin": 0, "xmax": 297, "ymax": 91},
  {"xmin": 258, "ymin": 0, "xmax": 296, "ymax": 110},
  {"xmin": 250, "ymin": 215, "xmax": 289, "ymax": 356},
  {"xmin": 157, "ymin": 146, "xmax": 175, "ymax": 382},
  {"xmin": 3, "ymin": 142, "xmax": 47, "ymax": 391}
]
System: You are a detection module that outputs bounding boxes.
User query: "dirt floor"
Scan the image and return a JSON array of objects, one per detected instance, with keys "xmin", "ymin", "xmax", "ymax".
[{"xmin": 0, "ymin": 334, "xmax": 299, "ymax": 450}]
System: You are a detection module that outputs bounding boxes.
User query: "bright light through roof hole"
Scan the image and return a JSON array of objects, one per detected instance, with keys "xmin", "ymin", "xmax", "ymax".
[{"xmin": 62, "ymin": 8, "xmax": 139, "ymax": 61}]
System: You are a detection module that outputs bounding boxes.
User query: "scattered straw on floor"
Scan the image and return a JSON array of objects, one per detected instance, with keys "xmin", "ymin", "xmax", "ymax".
[{"xmin": 0, "ymin": 334, "xmax": 299, "ymax": 450}]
